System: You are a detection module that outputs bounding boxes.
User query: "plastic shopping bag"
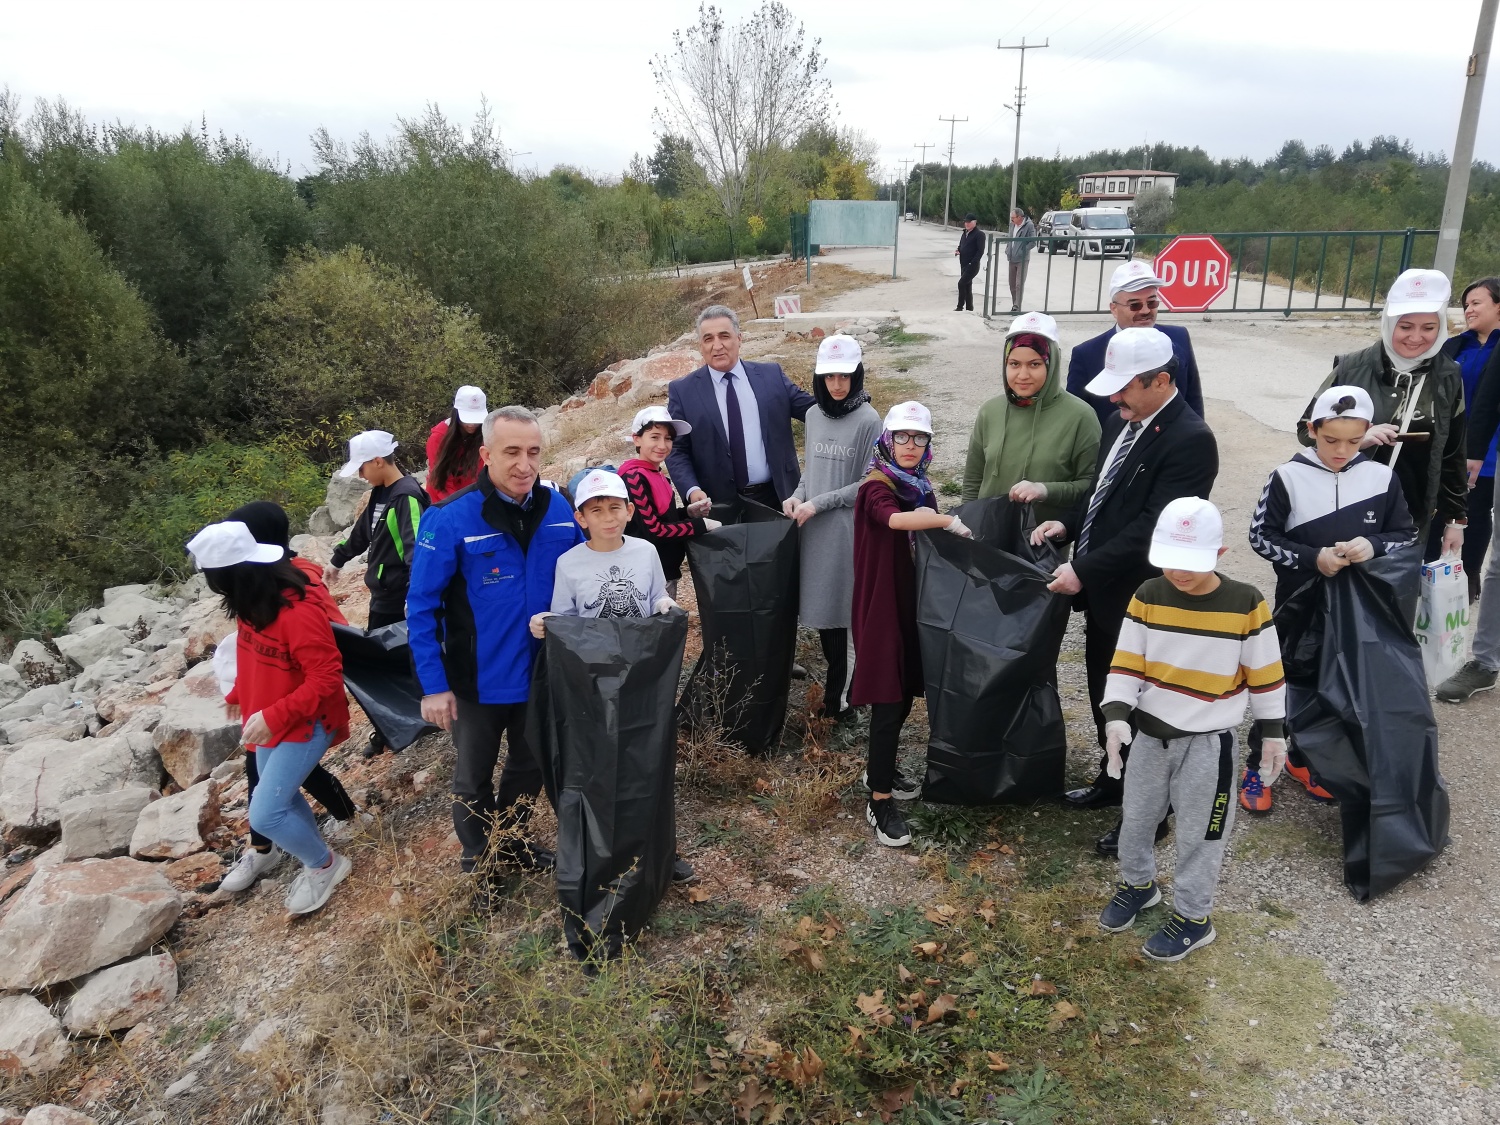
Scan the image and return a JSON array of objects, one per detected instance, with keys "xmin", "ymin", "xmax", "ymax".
[{"xmin": 1415, "ymin": 558, "xmax": 1468, "ymax": 687}]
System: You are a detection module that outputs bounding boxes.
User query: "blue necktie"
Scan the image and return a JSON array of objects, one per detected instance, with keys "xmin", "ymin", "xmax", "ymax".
[
  {"xmin": 1077, "ymin": 421, "xmax": 1142, "ymax": 557},
  {"xmin": 722, "ymin": 371, "xmax": 750, "ymax": 491}
]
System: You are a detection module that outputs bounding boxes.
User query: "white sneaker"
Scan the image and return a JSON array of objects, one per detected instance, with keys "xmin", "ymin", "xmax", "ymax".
[
  {"xmin": 220, "ymin": 846, "xmax": 283, "ymax": 893},
  {"xmin": 285, "ymin": 852, "xmax": 353, "ymax": 915}
]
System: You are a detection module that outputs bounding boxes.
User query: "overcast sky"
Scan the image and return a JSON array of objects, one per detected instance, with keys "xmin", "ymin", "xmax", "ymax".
[{"xmin": 5, "ymin": 0, "xmax": 1497, "ymax": 181}]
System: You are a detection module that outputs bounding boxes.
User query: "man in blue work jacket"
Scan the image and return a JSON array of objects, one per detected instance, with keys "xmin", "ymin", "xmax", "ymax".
[{"xmin": 407, "ymin": 405, "xmax": 583, "ymax": 880}]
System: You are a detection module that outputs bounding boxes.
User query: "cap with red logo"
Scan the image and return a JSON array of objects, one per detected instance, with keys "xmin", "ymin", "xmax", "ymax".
[
  {"xmin": 1384, "ymin": 268, "xmax": 1451, "ymax": 317},
  {"xmin": 883, "ymin": 400, "xmax": 933, "ymax": 435},
  {"xmin": 1006, "ymin": 310, "xmax": 1059, "ymax": 342},
  {"xmin": 1149, "ymin": 496, "xmax": 1223, "ymax": 571},
  {"xmin": 1085, "ymin": 327, "xmax": 1175, "ymax": 397},
  {"xmin": 572, "ymin": 468, "xmax": 629, "ymax": 509},
  {"xmin": 815, "ymin": 334, "xmax": 863, "ymax": 374},
  {"xmin": 1109, "ymin": 261, "xmax": 1168, "ymax": 300}
]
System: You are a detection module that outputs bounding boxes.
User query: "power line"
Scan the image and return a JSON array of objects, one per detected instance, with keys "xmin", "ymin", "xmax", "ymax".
[{"xmin": 938, "ymin": 115, "xmax": 969, "ymax": 227}]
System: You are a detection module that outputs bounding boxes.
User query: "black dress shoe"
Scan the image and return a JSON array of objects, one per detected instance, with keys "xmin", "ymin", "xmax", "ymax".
[
  {"xmin": 1065, "ymin": 782, "xmax": 1124, "ymax": 809},
  {"xmin": 1094, "ymin": 817, "xmax": 1171, "ymax": 858},
  {"xmin": 672, "ymin": 854, "xmax": 698, "ymax": 884},
  {"xmin": 494, "ymin": 840, "xmax": 557, "ymax": 872}
]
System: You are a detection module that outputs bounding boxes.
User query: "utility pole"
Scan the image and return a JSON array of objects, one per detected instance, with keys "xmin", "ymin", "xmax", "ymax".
[
  {"xmin": 898, "ymin": 157, "xmax": 913, "ymax": 217},
  {"xmin": 913, "ymin": 141, "xmax": 933, "ymax": 223},
  {"xmin": 997, "ymin": 38, "xmax": 1048, "ymax": 226},
  {"xmin": 938, "ymin": 115, "xmax": 968, "ymax": 228},
  {"xmin": 1435, "ymin": 0, "xmax": 1496, "ymax": 280}
]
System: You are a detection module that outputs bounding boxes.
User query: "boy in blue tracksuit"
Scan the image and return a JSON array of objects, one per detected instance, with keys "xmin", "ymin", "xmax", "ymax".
[
  {"xmin": 1245, "ymin": 384, "xmax": 1416, "ymax": 812},
  {"xmin": 406, "ymin": 406, "xmax": 583, "ymax": 878}
]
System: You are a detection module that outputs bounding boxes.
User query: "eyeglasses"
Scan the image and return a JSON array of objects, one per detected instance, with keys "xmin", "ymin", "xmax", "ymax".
[
  {"xmin": 891, "ymin": 432, "xmax": 931, "ymax": 447},
  {"xmin": 1115, "ymin": 297, "xmax": 1161, "ymax": 312}
]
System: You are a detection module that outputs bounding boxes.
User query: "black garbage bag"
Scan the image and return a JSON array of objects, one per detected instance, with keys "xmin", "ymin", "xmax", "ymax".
[
  {"xmin": 332, "ymin": 621, "xmax": 437, "ymax": 751},
  {"xmin": 528, "ymin": 611, "xmax": 688, "ymax": 961},
  {"xmin": 915, "ymin": 497, "xmax": 1070, "ymax": 805},
  {"xmin": 679, "ymin": 499, "xmax": 800, "ymax": 754},
  {"xmin": 1276, "ymin": 546, "xmax": 1450, "ymax": 900}
]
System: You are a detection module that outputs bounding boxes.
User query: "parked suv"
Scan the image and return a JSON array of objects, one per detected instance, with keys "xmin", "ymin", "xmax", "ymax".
[
  {"xmin": 1036, "ymin": 211, "xmax": 1066, "ymax": 254},
  {"xmin": 1059, "ymin": 208, "xmax": 1135, "ymax": 260}
]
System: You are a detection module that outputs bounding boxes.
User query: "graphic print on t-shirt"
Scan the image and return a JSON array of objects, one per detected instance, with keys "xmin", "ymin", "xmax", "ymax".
[{"xmin": 582, "ymin": 565, "xmax": 648, "ymax": 618}]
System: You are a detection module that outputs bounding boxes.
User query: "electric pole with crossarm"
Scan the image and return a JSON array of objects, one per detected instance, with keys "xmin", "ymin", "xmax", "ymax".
[
  {"xmin": 998, "ymin": 38, "xmax": 1049, "ymax": 225},
  {"xmin": 938, "ymin": 115, "xmax": 968, "ymax": 228}
]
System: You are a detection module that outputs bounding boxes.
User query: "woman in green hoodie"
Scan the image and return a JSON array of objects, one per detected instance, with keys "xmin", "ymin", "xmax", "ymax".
[{"xmin": 961, "ymin": 312, "xmax": 1102, "ymax": 524}]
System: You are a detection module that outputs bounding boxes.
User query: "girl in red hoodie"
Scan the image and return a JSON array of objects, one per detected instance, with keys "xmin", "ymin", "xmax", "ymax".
[
  {"xmin": 188, "ymin": 520, "xmax": 354, "ymax": 916},
  {"xmin": 620, "ymin": 405, "xmax": 720, "ymax": 598}
]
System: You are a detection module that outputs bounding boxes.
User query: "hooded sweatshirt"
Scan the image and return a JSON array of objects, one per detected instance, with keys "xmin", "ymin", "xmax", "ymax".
[{"xmin": 960, "ymin": 326, "xmax": 1103, "ymax": 524}]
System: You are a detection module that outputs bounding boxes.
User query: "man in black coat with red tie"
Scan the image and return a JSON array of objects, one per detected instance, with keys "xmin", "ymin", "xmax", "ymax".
[{"xmin": 1032, "ymin": 326, "xmax": 1219, "ymax": 855}]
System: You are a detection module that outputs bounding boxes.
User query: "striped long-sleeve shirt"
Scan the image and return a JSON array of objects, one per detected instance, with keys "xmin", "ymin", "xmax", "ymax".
[{"xmin": 1102, "ymin": 575, "xmax": 1286, "ymax": 741}]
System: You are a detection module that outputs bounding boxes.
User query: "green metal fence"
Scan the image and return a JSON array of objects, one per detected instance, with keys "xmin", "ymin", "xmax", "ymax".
[{"xmin": 982, "ymin": 228, "xmax": 1440, "ymax": 319}]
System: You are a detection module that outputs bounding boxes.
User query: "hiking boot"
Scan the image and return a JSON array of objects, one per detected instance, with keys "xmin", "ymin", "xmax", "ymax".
[
  {"xmin": 220, "ymin": 845, "xmax": 283, "ymax": 893},
  {"xmin": 284, "ymin": 851, "xmax": 352, "ymax": 916},
  {"xmin": 1238, "ymin": 768, "xmax": 1272, "ymax": 814},
  {"xmin": 1099, "ymin": 880, "xmax": 1162, "ymax": 932},
  {"xmin": 862, "ymin": 769, "xmax": 921, "ymax": 801},
  {"xmin": 361, "ymin": 730, "xmax": 388, "ymax": 759},
  {"xmin": 866, "ymin": 798, "xmax": 912, "ymax": 848},
  {"xmin": 1436, "ymin": 660, "xmax": 1498, "ymax": 704},
  {"xmin": 672, "ymin": 854, "xmax": 698, "ymax": 884},
  {"xmin": 1284, "ymin": 762, "xmax": 1334, "ymax": 803},
  {"xmin": 1142, "ymin": 912, "xmax": 1216, "ymax": 962}
]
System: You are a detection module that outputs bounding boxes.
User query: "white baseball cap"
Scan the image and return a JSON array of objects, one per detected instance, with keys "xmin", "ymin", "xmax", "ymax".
[
  {"xmin": 186, "ymin": 521, "xmax": 284, "ymax": 570},
  {"xmin": 453, "ymin": 385, "xmax": 488, "ymax": 425},
  {"xmin": 573, "ymin": 468, "xmax": 629, "ymax": 509},
  {"xmin": 1149, "ymin": 497, "xmax": 1223, "ymax": 572},
  {"xmin": 1085, "ymin": 328, "xmax": 1176, "ymax": 397},
  {"xmin": 338, "ymin": 430, "xmax": 400, "ymax": 478},
  {"xmin": 1310, "ymin": 385, "xmax": 1376, "ymax": 425},
  {"xmin": 1006, "ymin": 310, "xmax": 1059, "ymax": 342},
  {"xmin": 1110, "ymin": 261, "xmax": 1167, "ymax": 300},
  {"xmin": 631, "ymin": 405, "xmax": 693, "ymax": 437},
  {"xmin": 883, "ymin": 400, "xmax": 933, "ymax": 435},
  {"xmin": 1384, "ymin": 268, "xmax": 1451, "ymax": 317},
  {"xmin": 815, "ymin": 334, "xmax": 863, "ymax": 374}
]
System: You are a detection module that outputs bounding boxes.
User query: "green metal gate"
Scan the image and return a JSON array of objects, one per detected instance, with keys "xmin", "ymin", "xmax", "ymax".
[{"xmin": 982, "ymin": 228, "xmax": 1440, "ymax": 319}]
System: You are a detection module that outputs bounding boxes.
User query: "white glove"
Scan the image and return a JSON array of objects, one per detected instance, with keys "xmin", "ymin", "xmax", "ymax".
[
  {"xmin": 1260, "ymin": 738, "xmax": 1288, "ymax": 786},
  {"xmin": 1009, "ymin": 480, "xmax": 1048, "ymax": 504},
  {"xmin": 1104, "ymin": 720, "xmax": 1133, "ymax": 780},
  {"xmin": 946, "ymin": 516, "xmax": 974, "ymax": 539},
  {"xmin": 702, "ymin": 517, "xmax": 722, "ymax": 531},
  {"xmin": 1336, "ymin": 537, "xmax": 1374, "ymax": 564},
  {"xmin": 686, "ymin": 492, "xmax": 713, "ymax": 518},
  {"xmin": 653, "ymin": 596, "xmax": 679, "ymax": 615}
]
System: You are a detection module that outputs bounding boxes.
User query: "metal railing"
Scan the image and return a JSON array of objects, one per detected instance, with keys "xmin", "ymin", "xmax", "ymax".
[{"xmin": 982, "ymin": 228, "xmax": 1439, "ymax": 318}]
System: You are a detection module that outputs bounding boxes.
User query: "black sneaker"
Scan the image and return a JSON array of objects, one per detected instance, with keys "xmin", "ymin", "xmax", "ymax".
[
  {"xmin": 1142, "ymin": 912, "xmax": 1216, "ymax": 961},
  {"xmin": 672, "ymin": 854, "xmax": 697, "ymax": 884},
  {"xmin": 1435, "ymin": 660, "xmax": 1498, "ymax": 703},
  {"xmin": 360, "ymin": 731, "xmax": 387, "ymax": 759},
  {"xmin": 861, "ymin": 769, "xmax": 922, "ymax": 801},
  {"xmin": 866, "ymin": 798, "xmax": 912, "ymax": 848},
  {"xmin": 493, "ymin": 840, "xmax": 557, "ymax": 872},
  {"xmin": 1099, "ymin": 880, "xmax": 1162, "ymax": 932}
]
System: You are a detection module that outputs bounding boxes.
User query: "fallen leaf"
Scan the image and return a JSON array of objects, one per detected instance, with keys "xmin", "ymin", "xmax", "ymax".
[
  {"xmin": 799, "ymin": 1046, "xmax": 825, "ymax": 1083},
  {"xmin": 897, "ymin": 963, "xmax": 915, "ymax": 983},
  {"xmin": 846, "ymin": 1024, "xmax": 868, "ymax": 1053},
  {"xmin": 876, "ymin": 1083, "xmax": 916, "ymax": 1122},
  {"xmin": 753, "ymin": 777, "xmax": 774, "ymax": 794},
  {"xmin": 734, "ymin": 1075, "xmax": 775, "ymax": 1118},
  {"xmin": 925, "ymin": 993, "xmax": 959, "ymax": 1023},
  {"xmin": 1062, "ymin": 936, "xmax": 1077, "ymax": 951},
  {"xmin": 949, "ymin": 1078, "xmax": 971, "ymax": 1096},
  {"xmin": 691, "ymin": 1074, "xmax": 714, "ymax": 1094},
  {"xmin": 746, "ymin": 1037, "xmax": 783, "ymax": 1059},
  {"xmin": 912, "ymin": 940, "xmax": 944, "ymax": 959},
  {"xmin": 986, "ymin": 1050, "xmax": 1011, "ymax": 1072},
  {"xmin": 686, "ymin": 886, "xmax": 711, "ymax": 904},
  {"xmin": 625, "ymin": 1080, "xmax": 654, "ymax": 1115},
  {"xmin": 958, "ymin": 951, "xmax": 979, "ymax": 967},
  {"xmin": 1029, "ymin": 979, "xmax": 1058, "ymax": 997},
  {"xmin": 766, "ymin": 1103, "xmax": 788, "ymax": 1124},
  {"xmin": 795, "ymin": 915, "xmax": 818, "ymax": 938},
  {"xmin": 1053, "ymin": 1000, "xmax": 1081, "ymax": 1021},
  {"xmin": 923, "ymin": 903, "xmax": 958, "ymax": 924},
  {"xmin": 976, "ymin": 900, "xmax": 998, "ymax": 925},
  {"xmin": 855, "ymin": 989, "xmax": 896, "ymax": 1027},
  {"xmin": 1000, "ymin": 844, "xmax": 1014, "ymax": 854}
]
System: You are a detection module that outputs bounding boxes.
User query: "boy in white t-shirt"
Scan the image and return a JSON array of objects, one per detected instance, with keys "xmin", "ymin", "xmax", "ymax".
[{"xmin": 531, "ymin": 469, "xmax": 676, "ymax": 636}]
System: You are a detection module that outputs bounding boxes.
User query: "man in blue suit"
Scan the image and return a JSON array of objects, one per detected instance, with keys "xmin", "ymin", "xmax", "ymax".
[
  {"xmin": 667, "ymin": 305, "xmax": 816, "ymax": 512},
  {"xmin": 1066, "ymin": 261, "xmax": 1206, "ymax": 427}
]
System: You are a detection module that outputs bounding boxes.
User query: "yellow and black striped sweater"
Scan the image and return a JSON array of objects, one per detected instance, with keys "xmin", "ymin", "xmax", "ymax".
[{"xmin": 1102, "ymin": 575, "xmax": 1286, "ymax": 741}]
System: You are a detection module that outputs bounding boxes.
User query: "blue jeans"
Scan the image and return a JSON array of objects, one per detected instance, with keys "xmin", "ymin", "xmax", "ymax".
[{"xmin": 248, "ymin": 723, "xmax": 334, "ymax": 868}]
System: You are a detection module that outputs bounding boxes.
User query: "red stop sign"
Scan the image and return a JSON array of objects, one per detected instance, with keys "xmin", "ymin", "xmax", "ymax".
[{"xmin": 1152, "ymin": 235, "xmax": 1232, "ymax": 313}]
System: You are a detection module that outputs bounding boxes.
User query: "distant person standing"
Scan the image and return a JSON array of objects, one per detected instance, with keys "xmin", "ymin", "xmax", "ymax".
[
  {"xmin": 1067, "ymin": 262, "xmax": 1205, "ymax": 425},
  {"xmin": 1005, "ymin": 208, "xmax": 1036, "ymax": 315},
  {"xmin": 426, "ymin": 386, "xmax": 489, "ymax": 503},
  {"xmin": 1437, "ymin": 277, "xmax": 1499, "ymax": 596},
  {"xmin": 955, "ymin": 214, "xmax": 984, "ymax": 312}
]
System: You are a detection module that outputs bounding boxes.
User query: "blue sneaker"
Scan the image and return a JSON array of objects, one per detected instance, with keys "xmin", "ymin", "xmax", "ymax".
[
  {"xmin": 1142, "ymin": 912, "xmax": 1216, "ymax": 961},
  {"xmin": 1099, "ymin": 880, "xmax": 1162, "ymax": 932}
]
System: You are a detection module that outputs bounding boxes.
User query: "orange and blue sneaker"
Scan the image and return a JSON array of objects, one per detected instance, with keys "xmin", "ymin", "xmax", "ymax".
[
  {"xmin": 1284, "ymin": 762, "xmax": 1334, "ymax": 804},
  {"xmin": 1237, "ymin": 767, "xmax": 1272, "ymax": 814}
]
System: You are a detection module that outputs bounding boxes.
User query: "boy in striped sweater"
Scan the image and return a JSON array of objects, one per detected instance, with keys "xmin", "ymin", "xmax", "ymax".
[{"xmin": 1098, "ymin": 497, "xmax": 1287, "ymax": 961}]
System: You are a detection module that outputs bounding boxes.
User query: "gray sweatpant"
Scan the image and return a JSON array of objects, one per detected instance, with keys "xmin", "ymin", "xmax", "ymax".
[{"xmin": 1119, "ymin": 730, "xmax": 1238, "ymax": 920}]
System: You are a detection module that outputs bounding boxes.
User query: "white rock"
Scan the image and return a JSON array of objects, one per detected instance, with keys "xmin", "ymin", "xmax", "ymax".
[
  {"xmin": 1, "ymin": 716, "xmax": 87, "ymax": 744},
  {"xmin": 74, "ymin": 657, "xmax": 131, "ymax": 695},
  {"xmin": 61, "ymin": 952, "xmax": 178, "ymax": 1035},
  {"xmin": 60, "ymin": 787, "xmax": 158, "ymax": 860},
  {"xmin": 181, "ymin": 599, "xmax": 233, "ymax": 663},
  {"xmin": 0, "ymin": 682, "xmax": 76, "ymax": 723},
  {"xmin": 236, "ymin": 1017, "xmax": 282, "ymax": 1055},
  {"xmin": 0, "ymin": 665, "xmax": 24, "ymax": 707},
  {"xmin": 0, "ymin": 857, "xmax": 183, "ymax": 989},
  {"xmin": 95, "ymin": 681, "xmax": 149, "ymax": 724},
  {"xmin": 306, "ymin": 506, "xmax": 339, "ymax": 536},
  {"xmin": 0, "ymin": 732, "xmax": 161, "ymax": 841},
  {"xmin": 209, "ymin": 757, "xmax": 245, "ymax": 781},
  {"xmin": 130, "ymin": 779, "xmax": 219, "ymax": 859},
  {"xmin": 153, "ymin": 663, "xmax": 239, "ymax": 787},
  {"xmin": 101, "ymin": 705, "xmax": 163, "ymax": 740},
  {"xmin": 97, "ymin": 593, "xmax": 172, "ymax": 633},
  {"xmin": 163, "ymin": 1071, "xmax": 198, "ymax": 1099},
  {"xmin": 0, "ymin": 993, "xmax": 70, "ymax": 1076},
  {"xmin": 67, "ymin": 607, "xmax": 103, "ymax": 634},
  {"xmin": 54, "ymin": 624, "xmax": 128, "ymax": 670},
  {"xmin": 22, "ymin": 1108, "xmax": 97, "ymax": 1125},
  {"xmin": 0, "ymin": 1108, "xmax": 22, "ymax": 1125},
  {"xmin": 325, "ymin": 472, "xmax": 371, "ymax": 527},
  {"xmin": 103, "ymin": 583, "xmax": 152, "ymax": 605},
  {"xmin": 8, "ymin": 640, "xmax": 65, "ymax": 686}
]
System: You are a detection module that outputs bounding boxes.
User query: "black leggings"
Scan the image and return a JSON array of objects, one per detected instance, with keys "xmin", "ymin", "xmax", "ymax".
[
  {"xmin": 818, "ymin": 628, "xmax": 850, "ymax": 715},
  {"xmin": 244, "ymin": 751, "xmax": 356, "ymax": 852},
  {"xmin": 866, "ymin": 696, "xmax": 915, "ymax": 794}
]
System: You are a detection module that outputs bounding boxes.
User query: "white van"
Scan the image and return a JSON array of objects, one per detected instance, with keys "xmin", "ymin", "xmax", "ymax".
[{"xmin": 1059, "ymin": 208, "xmax": 1135, "ymax": 260}]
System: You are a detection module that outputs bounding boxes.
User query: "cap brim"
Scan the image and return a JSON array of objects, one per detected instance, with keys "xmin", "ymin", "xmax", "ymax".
[
  {"xmin": 456, "ymin": 408, "xmax": 488, "ymax": 424},
  {"xmin": 1149, "ymin": 542, "xmax": 1220, "ymax": 571},
  {"xmin": 1083, "ymin": 370, "xmax": 1135, "ymax": 397},
  {"xmin": 670, "ymin": 419, "xmax": 693, "ymax": 436},
  {"xmin": 337, "ymin": 459, "xmax": 363, "ymax": 479},
  {"xmin": 815, "ymin": 360, "xmax": 860, "ymax": 374},
  {"xmin": 1384, "ymin": 299, "xmax": 1446, "ymax": 317},
  {"xmin": 246, "ymin": 542, "xmax": 285, "ymax": 564}
]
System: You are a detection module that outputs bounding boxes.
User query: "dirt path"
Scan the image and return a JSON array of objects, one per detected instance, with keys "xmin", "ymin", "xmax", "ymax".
[{"xmin": 816, "ymin": 224, "xmax": 1500, "ymax": 1123}]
